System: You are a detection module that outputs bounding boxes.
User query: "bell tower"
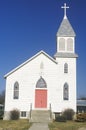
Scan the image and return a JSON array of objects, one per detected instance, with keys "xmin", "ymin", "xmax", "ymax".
[
  {"xmin": 54, "ymin": 3, "xmax": 78, "ymax": 113},
  {"xmin": 54, "ymin": 3, "xmax": 78, "ymax": 58}
]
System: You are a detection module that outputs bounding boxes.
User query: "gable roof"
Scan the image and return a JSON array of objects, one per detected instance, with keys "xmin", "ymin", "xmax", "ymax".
[
  {"xmin": 57, "ymin": 17, "xmax": 76, "ymax": 37},
  {"xmin": 4, "ymin": 50, "xmax": 57, "ymax": 78}
]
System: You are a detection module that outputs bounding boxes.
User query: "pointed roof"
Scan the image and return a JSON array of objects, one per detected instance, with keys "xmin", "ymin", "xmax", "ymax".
[
  {"xmin": 4, "ymin": 50, "xmax": 57, "ymax": 78},
  {"xmin": 57, "ymin": 17, "xmax": 76, "ymax": 37},
  {"xmin": 57, "ymin": 3, "xmax": 76, "ymax": 37}
]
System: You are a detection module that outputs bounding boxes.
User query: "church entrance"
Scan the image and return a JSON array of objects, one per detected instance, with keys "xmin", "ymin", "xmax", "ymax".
[
  {"xmin": 35, "ymin": 77, "xmax": 47, "ymax": 108},
  {"xmin": 35, "ymin": 89, "xmax": 47, "ymax": 108}
]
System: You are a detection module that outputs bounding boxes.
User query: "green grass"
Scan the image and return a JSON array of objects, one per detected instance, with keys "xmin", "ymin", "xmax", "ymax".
[
  {"xmin": 0, "ymin": 119, "xmax": 31, "ymax": 130},
  {"xmin": 49, "ymin": 121, "xmax": 86, "ymax": 130},
  {"xmin": 0, "ymin": 119, "xmax": 86, "ymax": 130}
]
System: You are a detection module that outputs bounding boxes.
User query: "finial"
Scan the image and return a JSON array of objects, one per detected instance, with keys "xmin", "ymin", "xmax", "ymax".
[{"xmin": 61, "ymin": 3, "xmax": 69, "ymax": 19}]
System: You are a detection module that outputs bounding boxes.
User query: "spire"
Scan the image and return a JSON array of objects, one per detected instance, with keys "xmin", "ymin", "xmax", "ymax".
[
  {"xmin": 57, "ymin": 18, "xmax": 76, "ymax": 36},
  {"xmin": 61, "ymin": 3, "xmax": 69, "ymax": 19},
  {"xmin": 57, "ymin": 3, "xmax": 76, "ymax": 37}
]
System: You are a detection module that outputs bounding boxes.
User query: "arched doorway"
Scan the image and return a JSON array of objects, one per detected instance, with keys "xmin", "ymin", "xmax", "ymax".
[{"xmin": 35, "ymin": 77, "xmax": 47, "ymax": 108}]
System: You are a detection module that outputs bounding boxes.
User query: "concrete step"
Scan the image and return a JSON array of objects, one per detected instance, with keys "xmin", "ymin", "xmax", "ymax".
[{"xmin": 30, "ymin": 110, "xmax": 52, "ymax": 123}]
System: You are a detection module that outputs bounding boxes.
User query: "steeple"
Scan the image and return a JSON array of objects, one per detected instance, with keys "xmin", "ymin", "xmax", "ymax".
[
  {"xmin": 57, "ymin": 18, "xmax": 76, "ymax": 37},
  {"xmin": 57, "ymin": 3, "xmax": 75, "ymax": 37},
  {"xmin": 54, "ymin": 3, "xmax": 78, "ymax": 58}
]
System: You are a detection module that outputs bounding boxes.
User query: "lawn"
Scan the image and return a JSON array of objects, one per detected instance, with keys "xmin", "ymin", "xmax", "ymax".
[
  {"xmin": 0, "ymin": 119, "xmax": 31, "ymax": 130},
  {"xmin": 0, "ymin": 120, "xmax": 86, "ymax": 130},
  {"xmin": 49, "ymin": 121, "xmax": 86, "ymax": 130}
]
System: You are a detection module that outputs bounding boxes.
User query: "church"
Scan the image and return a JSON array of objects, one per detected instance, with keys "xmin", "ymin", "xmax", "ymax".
[{"xmin": 4, "ymin": 3, "xmax": 78, "ymax": 120}]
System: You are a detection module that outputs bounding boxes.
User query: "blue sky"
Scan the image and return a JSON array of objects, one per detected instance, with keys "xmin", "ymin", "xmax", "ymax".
[{"xmin": 0, "ymin": 0, "xmax": 86, "ymax": 98}]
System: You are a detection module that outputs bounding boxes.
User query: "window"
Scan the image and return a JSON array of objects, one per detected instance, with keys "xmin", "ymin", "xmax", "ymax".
[
  {"xmin": 63, "ymin": 83, "xmax": 69, "ymax": 100},
  {"xmin": 40, "ymin": 62, "xmax": 44, "ymax": 70},
  {"xmin": 67, "ymin": 38, "xmax": 73, "ymax": 51},
  {"xmin": 36, "ymin": 77, "xmax": 47, "ymax": 88},
  {"xmin": 14, "ymin": 82, "xmax": 19, "ymax": 99},
  {"xmin": 59, "ymin": 38, "xmax": 65, "ymax": 51},
  {"xmin": 64, "ymin": 63, "xmax": 68, "ymax": 73},
  {"xmin": 21, "ymin": 111, "xmax": 26, "ymax": 117}
]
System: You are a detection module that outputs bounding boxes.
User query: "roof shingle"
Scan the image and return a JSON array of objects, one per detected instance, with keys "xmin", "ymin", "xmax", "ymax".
[{"xmin": 57, "ymin": 17, "xmax": 76, "ymax": 37}]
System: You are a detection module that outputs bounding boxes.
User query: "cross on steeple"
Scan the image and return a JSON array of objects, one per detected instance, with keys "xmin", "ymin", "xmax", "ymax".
[{"xmin": 61, "ymin": 3, "xmax": 69, "ymax": 19}]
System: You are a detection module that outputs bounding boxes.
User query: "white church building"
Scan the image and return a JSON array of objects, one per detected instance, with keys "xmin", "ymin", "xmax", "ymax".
[{"xmin": 4, "ymin": 3, "xmax": 78, "ymax": 120}]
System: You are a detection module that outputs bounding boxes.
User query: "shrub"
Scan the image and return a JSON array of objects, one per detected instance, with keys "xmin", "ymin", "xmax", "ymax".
[
  {"xmin": 62, "ymin": 108, "xmax": 75, "ymax": 120},
  {"xmin": 76, "ymin": 113, "xmax": 86, "ymax": 122},
  {"xmin": 0, "ymin": 110, "xmax": 4, "ymax": 119},
  {"xmin": 10, "ymin": 109, "xmax": 20, "ymax": 120},
  {"xmin": 55, "ymin": 115, "xmax": 66, "ymax": 122}
]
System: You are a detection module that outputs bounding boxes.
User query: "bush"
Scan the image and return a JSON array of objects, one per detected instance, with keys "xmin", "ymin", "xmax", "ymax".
[
  {"xmin": 76, "ymin": 113, "xmax": 86, "ymax": 122},
  {"xmin": 55, "ymin": 115, "xmax": 66, "ymax": 122},
  {"xmin": 62, "ymin": 108, "xmax": 75, "ymax": 120},
  {"xmin": 0, "ymin": 110, "xmax": 4, "ymax": 119},
  {"xmin": 10, "ymin": 109, "xmax": 20, "ymax": 120}
]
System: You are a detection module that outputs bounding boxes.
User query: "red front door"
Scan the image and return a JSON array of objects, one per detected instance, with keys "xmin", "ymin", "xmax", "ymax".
[{"xmin": 35, "ymin": 89, "xmax": 47, "ymax": 108}]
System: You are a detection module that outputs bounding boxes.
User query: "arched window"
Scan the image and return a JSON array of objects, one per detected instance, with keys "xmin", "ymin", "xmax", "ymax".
[
  {"xmin": 14, "ymin": 82, "xmax": 19, "ymax": 99},
  {"xmin": 64, "ymin": 63, "xmax": 68, "ymax": 73},
  {"xmin": 63, "ymin": 83, "xmax": 69, "ymax": 100},
  {"xmin": 59, "ymin": 38, "xmax": 65, "ymax": 51},
  {"xmin": 36, "ymin": 77, "xmax": 47, "ymax": 88},
  {"xmin": 67, "ymin": 38, "xmax": 73, "ymax": 51}
]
